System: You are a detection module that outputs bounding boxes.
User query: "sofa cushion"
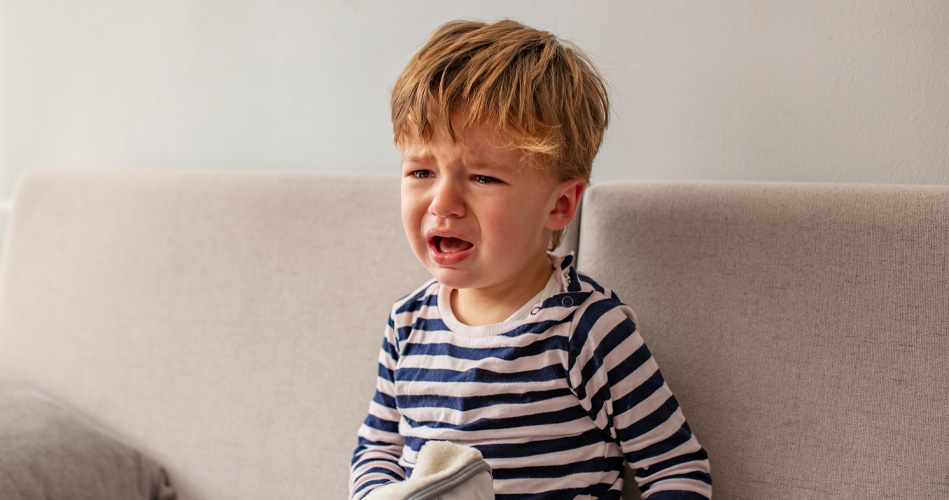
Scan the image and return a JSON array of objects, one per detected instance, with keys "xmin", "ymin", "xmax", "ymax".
[
  {"xmin": 578, "ymin": 181, "xmax": 949, "ymax": 499},
  {"xmin": 0, "ymin": 169, "xmax": 431, "ymax": 500},
  {"xmin": 0, "ymin": 374, "xmax": 175, "ymax": 500}
]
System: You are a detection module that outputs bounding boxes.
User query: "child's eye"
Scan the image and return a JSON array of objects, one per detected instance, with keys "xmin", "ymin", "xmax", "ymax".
[
  {"xmin": 472, "ymin": 175, "xmax": 502, "ymax": 184},
  {"xmin": 410, "ymin": 170, "xmax": 434, "ymax": 179}
]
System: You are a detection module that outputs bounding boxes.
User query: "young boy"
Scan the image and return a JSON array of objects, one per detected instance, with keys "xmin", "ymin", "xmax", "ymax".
[{"xmin": 350, "ymin": 20, "xmax": 712, "ymax": 500}]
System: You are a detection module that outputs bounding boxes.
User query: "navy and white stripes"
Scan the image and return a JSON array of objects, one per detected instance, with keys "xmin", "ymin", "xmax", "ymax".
[{"xmin": 350, "ymin": 255, "xmax": 711, "ymax": 500}]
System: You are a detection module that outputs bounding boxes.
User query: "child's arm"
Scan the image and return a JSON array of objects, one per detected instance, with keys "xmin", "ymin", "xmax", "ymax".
[
  {"xmin": 349, "ymin": 318, "xmax": 407, "ymax": 500},
  {"xmin": 567, "ymin": 300, "xmax": 712, "ymax": 499}
]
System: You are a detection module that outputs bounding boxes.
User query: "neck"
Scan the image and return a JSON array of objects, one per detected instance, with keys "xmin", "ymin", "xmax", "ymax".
[{"xmin": 451, "ymin": 254, "xmax": 554, "ymax": 326}]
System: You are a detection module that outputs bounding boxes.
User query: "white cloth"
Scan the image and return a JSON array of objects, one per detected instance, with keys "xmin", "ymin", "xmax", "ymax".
[{"xmin": 364, "ymin": 441, "xmax": 494, "ymax": 500}]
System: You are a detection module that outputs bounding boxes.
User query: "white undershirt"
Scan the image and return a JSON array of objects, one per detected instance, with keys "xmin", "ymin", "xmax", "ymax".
[{"xmin": 504, "ymin": 268, "xmax": 563, "ymax": 322}]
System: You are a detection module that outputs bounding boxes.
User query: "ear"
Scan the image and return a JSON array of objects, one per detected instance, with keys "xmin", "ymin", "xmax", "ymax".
[{"xmin": 545, "ymin": 178, "xmax": 586, "ymax": 231}]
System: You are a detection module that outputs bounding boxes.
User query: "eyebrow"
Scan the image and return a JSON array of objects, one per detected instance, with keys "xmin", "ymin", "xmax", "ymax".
[
  {"xmin": 465, "ymin": 161, "xmax": 505, "ymax": 171},
  {"xmin": 402, "ymin": 153, "xmax": 511, "ymax": 171},
  {"xmin": 403, "ymin": 154, "xmax": 432, "ymax": 164}
]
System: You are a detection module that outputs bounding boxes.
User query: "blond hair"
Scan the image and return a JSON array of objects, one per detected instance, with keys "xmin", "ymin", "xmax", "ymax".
[{"xmin": 392, "ymin": 20, "xmax": 610, "ymax": 248}]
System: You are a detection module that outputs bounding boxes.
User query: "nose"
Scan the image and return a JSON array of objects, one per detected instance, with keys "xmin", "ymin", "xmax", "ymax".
[{"xmin": 429, "ymin": 179, "xmax": 465, "ymax": 218}]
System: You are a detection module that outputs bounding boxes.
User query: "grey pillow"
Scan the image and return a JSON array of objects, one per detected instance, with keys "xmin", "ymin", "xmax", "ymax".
[{"xmin": 0, "ymin": 375, "xmax": 175, "ymax": 500}]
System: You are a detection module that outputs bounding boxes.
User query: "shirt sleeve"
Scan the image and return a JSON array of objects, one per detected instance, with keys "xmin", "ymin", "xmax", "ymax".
[
  {"xmin": 566, "ymin": 298, "xmax": 712, "ymax": 499},
  {"xmin": 349, "ymin": 315, "xmax": 407, "ymax": 500}
]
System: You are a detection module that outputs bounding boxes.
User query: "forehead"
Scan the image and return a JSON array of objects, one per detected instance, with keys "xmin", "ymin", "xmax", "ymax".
[{"xmin": 401, "ymin": 118, "xmax": 523, "ymax": 167}]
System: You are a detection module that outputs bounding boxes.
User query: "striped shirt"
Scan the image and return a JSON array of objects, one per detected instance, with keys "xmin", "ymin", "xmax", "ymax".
[{"xmin": 350, "ymin": 254, "xmax": 712, "ymax": 500}]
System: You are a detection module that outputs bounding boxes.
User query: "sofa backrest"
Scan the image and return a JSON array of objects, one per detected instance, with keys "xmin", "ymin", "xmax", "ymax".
[
  {"xmin": 0, "ymin": 169, "xmax": 432, "ymax": 499},
  {"xmin": 1, "ymin": 171, "xmax": 946, "ymax": 499},
  {"xmin": 578, "ymin": 181, "xmax": 949, "ymax": 499}
]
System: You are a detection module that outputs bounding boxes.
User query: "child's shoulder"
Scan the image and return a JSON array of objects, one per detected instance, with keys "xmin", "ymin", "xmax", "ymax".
[
  {"xmin": 552, "ymin": 254, "xmax": 636, "ymax": 325},
  {"xmin": 390, "ymin": 278, "xmax": 439, "ymax": 316},
  {"xmin": 552, "ymin": 253, "xmax": 620, "ymax": 300},
  {"xmin": 574, "ymin": 271, "xmax": 619, "ymax": 301}
]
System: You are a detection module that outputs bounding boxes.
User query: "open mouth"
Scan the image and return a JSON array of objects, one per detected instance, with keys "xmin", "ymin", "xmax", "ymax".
[{"xmin": 431, "ymin": 236, "xmax": 474, "ymax": 254}]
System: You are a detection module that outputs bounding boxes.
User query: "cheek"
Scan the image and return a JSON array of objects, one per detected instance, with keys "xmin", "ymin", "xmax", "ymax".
[
  {"xmin": 400, "ymin": 200, "xmax": 419, "ymax": 233},
  {"xmin": 400, "ymin": 184, "xmax": 420, "ymax": 219},
  {"xmin": 481, "ymin": 199, "xmax": 546, "ymax": 241},
  {"xmin": 400, "ymin": 190, "xmax": 428, "ymax": 249}
]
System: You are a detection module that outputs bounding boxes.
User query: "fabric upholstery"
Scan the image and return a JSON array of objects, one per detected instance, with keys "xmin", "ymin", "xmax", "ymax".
[
  {"xmin": 0, "ymin": 170, "xmax": 945, "ymax": 500},
  {"xmin": 0, "ymin": 169, "xmax": 430, "ymax": 500},
  {"xmin": 0, "ymin": 373, "xmax": 175, "ymax": 500},
  {"xmin": 578, "ymin": 181, "xmax": 949, "ymax": 499}
]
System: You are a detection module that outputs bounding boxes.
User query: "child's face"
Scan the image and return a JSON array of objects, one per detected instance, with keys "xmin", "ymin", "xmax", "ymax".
[{"xmin": 400, "ymin": 117, "xmax": 576, "ymax": 296}]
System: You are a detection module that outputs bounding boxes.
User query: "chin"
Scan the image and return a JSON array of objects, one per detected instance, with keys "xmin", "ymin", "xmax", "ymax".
[{"xmin": 426, "ymin": 266, "xmax": 475, "ymax": 289}]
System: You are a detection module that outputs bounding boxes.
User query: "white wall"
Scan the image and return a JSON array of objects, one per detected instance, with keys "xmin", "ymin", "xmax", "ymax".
[{"xmin": 2, "ymin": 0, "xmax": 948, "ymax": 198}]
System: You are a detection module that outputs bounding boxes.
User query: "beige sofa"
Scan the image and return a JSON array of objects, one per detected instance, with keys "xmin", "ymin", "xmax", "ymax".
[{"xmin": 0, "ymin": 169, "xmax": 945, "ymax": 499}]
